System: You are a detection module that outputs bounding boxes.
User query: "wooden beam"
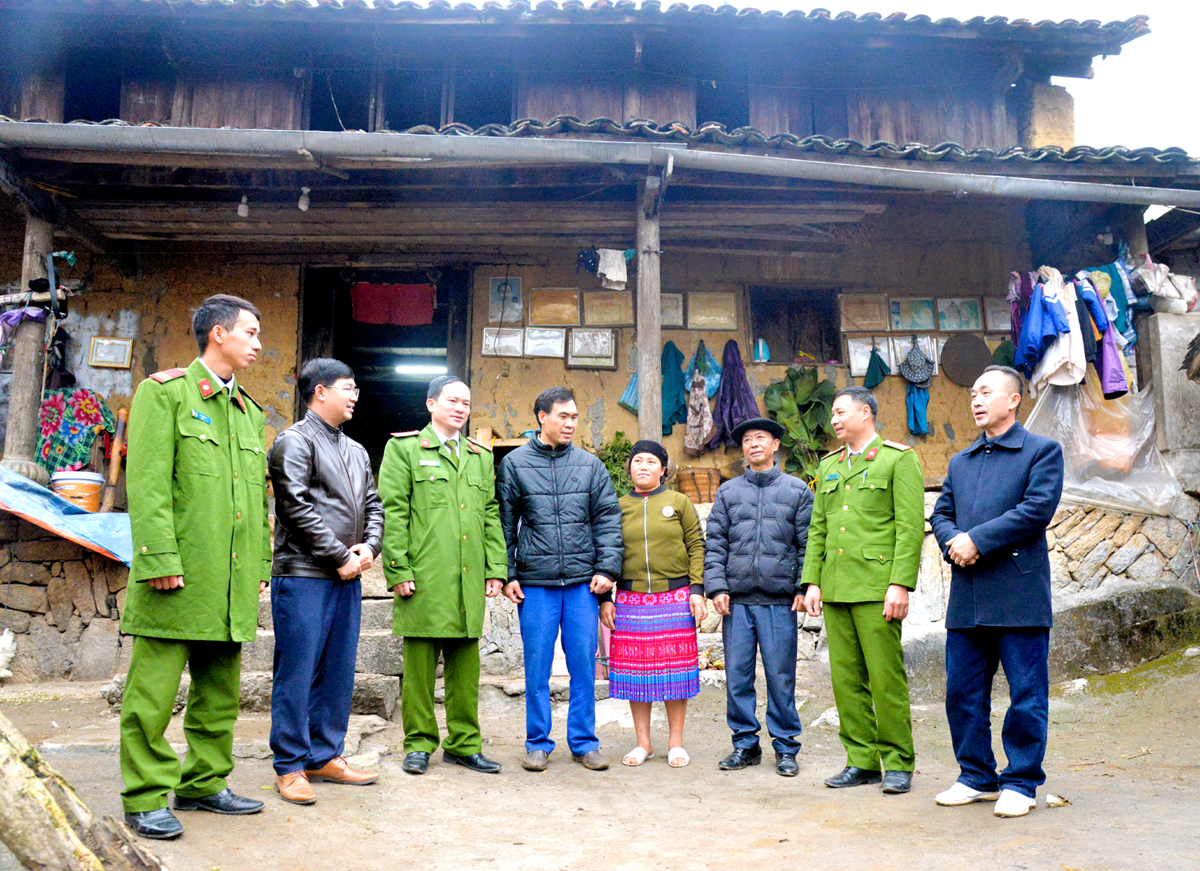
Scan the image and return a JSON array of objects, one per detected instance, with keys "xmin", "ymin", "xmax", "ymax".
[
  {"xmin": 635, "ymin": 174, "xmax": 662, "ymax": 442},
  {"xmin": 0, "ymin": 153, "xmax": 110, "ymax": 253}
]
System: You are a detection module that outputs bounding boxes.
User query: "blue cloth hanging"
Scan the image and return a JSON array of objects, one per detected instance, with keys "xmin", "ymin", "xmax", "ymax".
[
  {"xmin": 684, "ymin": 339, "xmax": 722, "ymax": 399},
  {"xmin": 906, "ymin": 382, "xmax": 929, "ymax": 436},
  {"xmin": 619, "ymin": 371, "xmax": 639, "ymax": 414},
  {"xmin": 662, "ymin": 340, "xmax": 688, "ymax": 436}
]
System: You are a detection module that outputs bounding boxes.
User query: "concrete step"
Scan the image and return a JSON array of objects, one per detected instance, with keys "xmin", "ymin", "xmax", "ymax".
[{"xmin": 242, "ymin": 628, "xmax": 404, "ymax": 676}]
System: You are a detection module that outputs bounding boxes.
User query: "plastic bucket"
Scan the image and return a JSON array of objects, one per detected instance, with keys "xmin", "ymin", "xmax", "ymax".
[{"xmin": 50, "ymin": 471, "xmax": 104, "ymax": 512}]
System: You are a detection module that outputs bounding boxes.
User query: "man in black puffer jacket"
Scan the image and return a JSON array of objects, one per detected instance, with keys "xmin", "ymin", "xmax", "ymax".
[
  {"xmin": 499, "ymin": 387, "xmax": 623, "ymax": 772},
  {"xmin": 705, "ymin": 417, "xmax": 813, "ymax": 778}
]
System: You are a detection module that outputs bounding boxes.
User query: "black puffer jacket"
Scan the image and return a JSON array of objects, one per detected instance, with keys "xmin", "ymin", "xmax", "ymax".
[
  {"xmin": 704, "ymin": 465, "xmax": 813, "ymax": 604},
  {"xmin": 498, "ymin": 437, "xmax": 623, "ymax": 586}
]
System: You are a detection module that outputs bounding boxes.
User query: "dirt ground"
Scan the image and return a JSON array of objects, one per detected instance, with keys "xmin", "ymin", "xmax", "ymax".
[{"xmin": 2, "ymin": 652, "xmax": 1199, "ymax": 871}]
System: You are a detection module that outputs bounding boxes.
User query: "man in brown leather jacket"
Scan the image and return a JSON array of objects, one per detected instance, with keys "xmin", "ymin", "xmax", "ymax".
[{"xmin": 266, "ymin": 358, "xmax": 383, "ymax": 804}]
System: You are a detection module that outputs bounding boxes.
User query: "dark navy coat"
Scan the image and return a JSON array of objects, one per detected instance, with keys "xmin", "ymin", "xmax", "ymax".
[{"xmin": 930, "ymin": 422, "xmax": 1064, "ymax": 629}]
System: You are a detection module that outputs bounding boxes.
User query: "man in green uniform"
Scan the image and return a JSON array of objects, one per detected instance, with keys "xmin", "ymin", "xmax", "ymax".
[
  {"xmin": 802, "ymin": 386, "xmax": 923, "ymax": 795},
  {"xmin": 120, "ymin": 294, "xmax": 272, "ymax": 839},
  {"xmin": 380, "ymin": 375, "xmax": 507, "ymax": 776}
]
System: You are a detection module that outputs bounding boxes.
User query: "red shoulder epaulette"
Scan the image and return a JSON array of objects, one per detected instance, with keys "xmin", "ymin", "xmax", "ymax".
[
  {"xmin": 391, "ymin": 430, "xmax": 420, "ymax": 438},
  {"xmin": 882, "ymin": 440, "xmax": 911, "ymax": 451},
  {"xmin": 467, "ymin": 436, "xmax": 492, "ymax": 453},
  {"xmin": 149, "ymin": 368, "xmax": 186, "ymax": 383}
]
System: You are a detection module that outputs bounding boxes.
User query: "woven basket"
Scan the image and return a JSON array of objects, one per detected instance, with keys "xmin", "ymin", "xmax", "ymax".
[{"xmin": 677, "ymin": 468, "xmax": 722, "ymax": 504}]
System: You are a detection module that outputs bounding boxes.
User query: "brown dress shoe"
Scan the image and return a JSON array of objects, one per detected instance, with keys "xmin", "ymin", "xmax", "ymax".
[
  {"xmin": 275, "ymin": 771, "xmax": 316, "ymax": 805},
  {"xmin": 305, "ymin": 756, "xmax": 379, "ymax": 785},
  {"xmin": 571, "ymin": 750, "xmax": 610, "ymax": 771}
]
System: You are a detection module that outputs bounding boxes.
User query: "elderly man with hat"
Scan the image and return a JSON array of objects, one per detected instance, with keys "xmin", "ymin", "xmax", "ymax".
[{"xmin": 704, "ymin": 417, "xmax": 813, "ymax": 776}]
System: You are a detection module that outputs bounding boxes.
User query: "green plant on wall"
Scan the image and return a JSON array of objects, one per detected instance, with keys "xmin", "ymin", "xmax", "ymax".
[
  {"xmin": 763, "ymin": 367, "xmax": 837, "ymax": 483},
  {"xmin": 593, "ymin": 430, "xmax": 634, "ymax": 494}
]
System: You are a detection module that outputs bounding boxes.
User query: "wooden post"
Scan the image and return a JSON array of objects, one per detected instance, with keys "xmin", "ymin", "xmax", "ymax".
[
  {"xmin": 635, "ymin": 174, "xmax": 663, "ymax": 442},
  {"xmin": 1, "ymin": 215, "xmax": 53, "ymax": 485}
]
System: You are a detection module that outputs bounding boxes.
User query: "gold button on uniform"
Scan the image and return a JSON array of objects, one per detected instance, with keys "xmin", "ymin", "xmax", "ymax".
[
  {"xmin": 430, "ymin": 475, "xmax": 436, "ymax": 481},
  {"xmin": 460, "ymin": 503, "xmax": 466, "ymax": 509},
  {"xmin": 845, "ymin": 485, "xmax": 850, "ymax": 490},
  {"xmin": 254, "ymin": 446, "xmax": 260, "ymax": 453},
  {"xmin": 839, "ymin": 527, "xmax": 845, "ymax": 533},
  {"xmin": 236, "ymin": 512, "xmax": 242, "ymax": 520},
  {"xmin": 462, "ymin": 535, "xmax": 468, "ymax": 541},
  {"xmin": 233, "ymin": 472, "xmax": 239, "ymax": 479},
  {"xmin": 141, "ymin": 546, "xmax": 148, "ymax": 553},
  {"xmin": 232, "ymin": 552, "xmax": 238, "ymax": 560},
  {"xmin": 843, "ymin": 505, "xmax": 849, "ymax": 511},
  {"xmin": 837, "ymin": 548, "xmax": 844, "ymax": 555},
  {"xmin": 200, "ymin": 434, "xmax": 207, "ymax": 441},
  {"xmin": 870, "ymin": 484, "xmax": 875, "ymax": 489}
]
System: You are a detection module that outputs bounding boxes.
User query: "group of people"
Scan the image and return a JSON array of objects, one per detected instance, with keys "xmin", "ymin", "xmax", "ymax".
[{"xmin": 117, "ymin": 293, "xmax": 1065, "ymax": 842}]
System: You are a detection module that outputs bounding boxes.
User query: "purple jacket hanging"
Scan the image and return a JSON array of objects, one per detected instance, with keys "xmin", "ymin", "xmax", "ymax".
[
  {"xmin": 1096, "ymin": 326, "xmax": 1129, "ymax": 400},
  {"xmin": 707, "ymin": 340, "xmax": 760, "ymax": 450}
]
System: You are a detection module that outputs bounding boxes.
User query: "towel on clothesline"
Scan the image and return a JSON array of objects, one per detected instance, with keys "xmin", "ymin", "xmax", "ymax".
[{"xmin": 597, "ymin": 249, "xmax": 627, "ymax": 290}]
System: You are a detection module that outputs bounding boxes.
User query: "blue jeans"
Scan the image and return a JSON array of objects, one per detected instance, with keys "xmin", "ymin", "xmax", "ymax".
[
  {"xmin": 518, "ymin": 582, "xmax": 599, "ymax": 756},
  {"xmin": 945, "ymin": 627, "xmax": 1050, "ymax": 798},
  {"xmin": 722, "ymin": 602, "xmax": 802, "ymax": 755},
  {"xmin": 269, "ymin": 576, "xmax": 362, "ymax": 775}
]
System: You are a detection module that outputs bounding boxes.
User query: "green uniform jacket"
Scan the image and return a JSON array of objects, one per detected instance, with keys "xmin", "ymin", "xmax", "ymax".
[
  {"xmin": 121, "ymin": 358, "xmax": 271, "ymax": 643},
  {"xmin": 799, "ymin": 434, "xmax": 924, "ymax": 603},
  {"xmin": 379, "ymin": 424, "xmax": 508, "ymax": 639}
]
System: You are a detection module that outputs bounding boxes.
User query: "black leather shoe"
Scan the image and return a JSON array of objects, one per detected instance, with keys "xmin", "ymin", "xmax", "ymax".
[
  {"xmin": 775, "ymin": 753, "xmax": 799, "ymax": 777},
  {"xmin": 124, "ymin": 809, "xmax": 183, "ymax": 840},
  {"xmin": 173, "ymin": 788, "xmax": 263, "ymax": 815},
  {"xmin": 718, "ymin": 746, "xmax": 763, "ymax": 770},
  {"xmin": 824, "ymin": 766, "xmax": 882, "ymax": 788},
  {"xmin": 443, "ymin": 751, "xmax": 502, "ymax": 774},
  {"xmin": 881, "ymin": 770, "xmax": 913, "ymax": 794},
  {"xmin": 402, "ymin": 751, "xmax": 430, "ymax": 775}
]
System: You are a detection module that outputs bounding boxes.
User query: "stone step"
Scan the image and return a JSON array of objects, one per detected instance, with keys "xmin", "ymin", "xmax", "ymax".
[
  {"xmin": 257, "ymin": 597, "xmax": 394, "ymax": 632},
  {"xmin": 242, "ymin": 628, "xmax": 404, "ymax": 676}
]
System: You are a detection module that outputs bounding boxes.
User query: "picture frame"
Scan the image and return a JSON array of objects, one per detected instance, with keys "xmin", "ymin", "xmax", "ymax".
[
  {"xmin": 88, "ymin": 336, "xmax": 134, "ymax": 369},
  {"xmin": 687, "ymin": 292, "xmax": 738, "ymax": 330},
  {"xmin": 528, "ymin": 288, "xmax": 580, "ymax": 326},
  {"xmin": 984, "ymin": 298, "xmax": 1013, "ymax": 333},
  {"xmin": 889, "ymin": 334, "xmax": 939, "ymax": 376},
  {"xmin": 839, "ymin": 294, "xmax": 890, "ymax": 332},
  {"xmin": 846, "ymin": 336, "xmax": 893, "ymax": 378},
  {"xmin": 937, "ymin": 297, "xmax": 984, "ymax": 332},
  {"xmin": 481, "ymin": 327, "xmax": 524, "ymax": 357},
  {"xmin": 661, "ymin": 293, "xmax": 685, "ymax": 328},
  {"xmin": 488, "ymin": 276, "xmax": 523, "ymax": 324},
  {"xmin": 524, "ymin": 327, "xmax": 566, "ymax": 358},
  {"xmin": 581, "ymin": 290, "xmax": 635, "ymax": 327},
  {"xmin": 566, "ymin": 328, "xmax": 618, "ymax": 369},
  {"xmin": 889, "ymin": 298, "xmax": 936, "ymax": 332}
]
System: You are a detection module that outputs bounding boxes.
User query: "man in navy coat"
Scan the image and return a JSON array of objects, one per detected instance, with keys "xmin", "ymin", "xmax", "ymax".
[{"xmin": 930, "ymin": 365, "xmax": 1064, "ymax": 819}]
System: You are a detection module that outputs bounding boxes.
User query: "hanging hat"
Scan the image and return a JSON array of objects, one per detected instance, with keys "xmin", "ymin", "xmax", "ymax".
[
  {"xmin": 897, "ymin": 339, "xmax": 934, "ymax": 388},
  {"xmin": 730, "ymin": 417, "xmax": 785, "ymax": 444}
]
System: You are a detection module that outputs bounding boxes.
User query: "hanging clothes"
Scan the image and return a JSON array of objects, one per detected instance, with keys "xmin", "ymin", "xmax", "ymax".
[
  {"xmin": 1015, "ymin": 271, "xmax": 1070, "ymax": 377},
  {"xmin": 36, "ymin": 387, "xmax": 116, "ymax": 475},
  {"xmin": 863, "ymin": 345, "xmax": 890, "ymax": 390},
  {"xmin": 1096, "ymin": 326, "xmax": 1129, "ymax": 400},
  {"xmin": 684, "ymin": 372, "xmax": 715, "ymax": 456},
  {"xmin": 1087, "ymin": 264, "xmax": 1129, "ymax": 334},
  {"xmin": 906, "ymin": 383, "xmax": 929, "ymax": 436},
  {"xmin": 1075, "ymin": 296, "xmax": 1099, "ymax": 365},
  {"xmin": 597, "ymin": 249, "xmax": 627, "ymax": 290},
  {"xmin": 707, "ymin": 340, "xmax": 760, "ymax": 450},
  {"xmin": 349, "ymin": 282, "xmax": 435, "ymax": 325},
  {"xmin": 1029, "ymin": 268, "xmax": 1086, "ymax": 400},
  {"xmin": 991, "ymin": 338, "xmax": 1017, "ymax": 368},
  {"xmin": 1007, "ymin": 271, "xmax": 1035, "ymax": 346},
  {"xmin": 619, "ymin": 371, "xmax": 639, "ymax": 414},
  {"xmin": 661, "ymin": 340, "xmax": 688, "ymax": 436},
  {"xmin": 684, "ymin": 339, "xmax": 723, "ymax": 399}
]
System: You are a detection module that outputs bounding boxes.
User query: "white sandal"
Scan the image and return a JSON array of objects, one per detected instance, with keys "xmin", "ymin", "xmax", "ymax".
[
  {"xmin": 622, "ymin": 746, "xmax": 656, "ymax": 766},
  {"xmin": 667, "ymin": 747, "xmax": 690, "ymax": 768}
]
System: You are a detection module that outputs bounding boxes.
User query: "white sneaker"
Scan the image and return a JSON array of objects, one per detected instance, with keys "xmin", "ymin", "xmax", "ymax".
[
  {"xmin": 935, "ymin": 782, "xmax": 1000, "ymax": 806},
  {"xmin": 993, "ymin": 789, "xmax": 1037, "ymax": 818}
]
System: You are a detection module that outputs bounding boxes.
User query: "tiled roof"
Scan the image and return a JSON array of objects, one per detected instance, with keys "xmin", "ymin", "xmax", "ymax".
[
  {"xmin": 62, "ymin": 0, "xmax": 1150, "ymax": 46},
  {"xmin": 6, "ymin": 115, "xmax": 1192, "ymax": 166}
]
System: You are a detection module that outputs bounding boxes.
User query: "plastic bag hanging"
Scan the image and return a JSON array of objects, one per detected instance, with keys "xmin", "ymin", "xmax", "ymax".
[{"xmin": 684, "ymin": 339, "xmax": 723, "ymax": 399}]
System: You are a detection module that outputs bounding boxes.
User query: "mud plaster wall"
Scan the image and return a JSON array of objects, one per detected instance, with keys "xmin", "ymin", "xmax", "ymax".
[{"xmin": 467, "ymin": 196, "xmax": 1031, "ymax": 482}]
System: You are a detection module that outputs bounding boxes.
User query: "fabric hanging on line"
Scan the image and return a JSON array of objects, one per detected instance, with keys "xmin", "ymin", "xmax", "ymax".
[
  {"xmin": 661, "ymin": 340, "xmax": 688, "ymax": 436},
  {"xmin": 36, "ymin": 387, "xmax": 116, "ymax": 475},
  {"xmin": 1096, "ymin": 325, "xmax": 1129, "ymax": 400},
  {"xmin": 1075, "ymin": 297, "xmax": 1099, "ymax": 365},
  {"xmin": 1007, "ymin": 271, "xmax": 1035, "ymax": 346},
  {"xmin": 619, "ymin": 371, "xmax": 639, "ymax": 414},
  {"xmin": 597, "ymin": 249, "xmax": 627, "ymax": 290},
  {"xmin": 1015, "ymin": 269, "xmax": 1070, "ymax": 377},
  {"xmin": 1029, "ymin": 268, "xmax": 1086, "ymax": 400},
  {"xmin": 863, "ymin": 346, "xmax": 890, "ymax": 390},
  {"xmin": 991, "ymin": 338, "xmax": 1017, "ymax": 368},
  {"xmin": 906, "ymin": 383, "xmax": 929, "ymax": 436},
  {"xmin": 707, "ymin": 340, "xmax": 760, "ymax": 450},
  {"xmin": 349, "ymin": 282, "xmax": 436, "ymax": 326},
  {"xmin": 0, "ymin": 307, "xmax": 46, "ymax": 349},
  {"xmin": 684, "ymin": 372, "xmax": 715, "ymax": 456},
  {"xmin": 1087, "ymin": 263, "xmax": 1129, "ymax": 334},
  {"xmin": 684, "ymin": 339, "xmax": 723, "ymax": 399}
]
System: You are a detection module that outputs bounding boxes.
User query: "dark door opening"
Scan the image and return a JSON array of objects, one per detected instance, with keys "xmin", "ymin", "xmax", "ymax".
[{"xmin": 300, "ymin": 265, "xmax": 471, "ymax": 468}]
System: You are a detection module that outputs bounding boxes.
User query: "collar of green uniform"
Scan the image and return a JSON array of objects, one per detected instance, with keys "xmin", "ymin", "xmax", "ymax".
[
  {"xmin": 418, "ymin": 422, "xmax": 459, "ymax": 449},
  {"xmin": 848, "ymin": 433, "xmax": 883, "ymax": 458},
  {"xmin": 188, "ymin": 358, "xmax": 235, "ymax": 401}
]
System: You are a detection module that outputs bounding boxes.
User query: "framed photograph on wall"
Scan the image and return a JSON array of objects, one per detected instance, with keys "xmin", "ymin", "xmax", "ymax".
[
  {"xmin": 481, "ymin": 327, "xmax": 524, "ymax": 357},
  {"xmin": 687, "ymin": 292, "xmax": 738, "ymax": 330},
  {"xmin": 524, "ymin": 327, "xmax": 566, "ymax": 358},
  {"xmin": 661, "ymin": 293, "xmax": 685, "ymax": 328},
  {"xmin": 581, "ymin": 291, "xmax": 634, "ymax": 327},
  {"xmin": 839, "ymin": 294, "xmax": 890, "ymax": 332},
  {"xmin": 845, "ymin": 336, "xmax": 893, "ymax": 378},
  {"xmin": 566, "ymin": 329, "xmax": 617, "ymax": 369},
  {"xmin": 937, "ymin": 297, "xmax": 984, "ymax": 331},
  {"xmin": 88, "ymin": 336, "xmax": 134, "ymax": 369},
  {"xmin": 488, "ymin": 276, "xmax": 522, "ymax": 324},
  {"xmin": 528, "ymin": 288, "xmax": 580, "ymax": 326},
  {"xmin": 984, "ymin": 298, "xmax": 1013, "ymax": 333},
  {"xmin": 889, "ymin": 334, "xmax": 939, "ymax": 376},
  {"xmin": 890, "ymin": 298, "xmax": 936, "ymax": 332}
]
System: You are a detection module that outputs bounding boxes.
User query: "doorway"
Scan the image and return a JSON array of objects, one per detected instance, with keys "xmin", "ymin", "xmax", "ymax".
[{"xmin": 299, "ymin": 265, "xmax": 471, "ymax": 467}]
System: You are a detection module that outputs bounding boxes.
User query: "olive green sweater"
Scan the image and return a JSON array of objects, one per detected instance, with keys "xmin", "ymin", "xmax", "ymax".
[{"xmin": 618, "ymin": 487, "xmax": 705, "ymax": 595}]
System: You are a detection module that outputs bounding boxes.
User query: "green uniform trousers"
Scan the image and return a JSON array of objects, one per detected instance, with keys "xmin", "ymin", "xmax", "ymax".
[
  {"xmin": 824, "ymin": 601, "xmax": 915, "ymax": 773},
  {"xmin": 120, "ymin": 635, "xmax": 242, "ymax": 813},
  {"xmin": 401, "ymin": 637, "xmax": 482, "ymax": 756}
]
